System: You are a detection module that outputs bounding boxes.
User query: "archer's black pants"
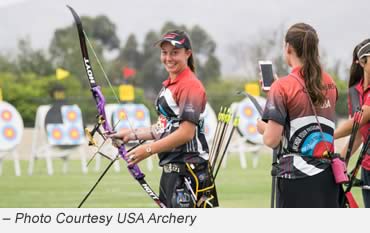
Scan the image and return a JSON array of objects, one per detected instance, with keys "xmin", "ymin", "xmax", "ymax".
[
  {"xmin": 277, "ymin": 168, "xmax": 341, "ymax": 208},
  {"xmin": 361, "ymin": 167, "xmax": 370, "ymax": 208}
]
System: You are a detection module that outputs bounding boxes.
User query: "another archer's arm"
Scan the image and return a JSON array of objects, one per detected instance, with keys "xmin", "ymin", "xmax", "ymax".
[
  {"xmin": 339, "ymin": 131, "xmax": 363, "ymax": 159},
  {"xmin": 335, "ymin": 105, "xmax": 369, "ymax": 139}
]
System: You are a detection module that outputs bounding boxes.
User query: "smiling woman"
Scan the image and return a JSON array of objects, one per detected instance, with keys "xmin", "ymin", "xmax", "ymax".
[{"xmin": 109, "ymin": 30, "xmax": 218, "ymax": 208}]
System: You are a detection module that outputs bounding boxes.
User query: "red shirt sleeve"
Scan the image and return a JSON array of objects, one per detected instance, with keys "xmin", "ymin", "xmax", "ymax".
[
  {"xmin": 262, "ymin": 80, "xmax": 287, "ymax": 126},
  {"xmin": 176, "ymin": 83, "xmax": 206, "ymax": 124}
]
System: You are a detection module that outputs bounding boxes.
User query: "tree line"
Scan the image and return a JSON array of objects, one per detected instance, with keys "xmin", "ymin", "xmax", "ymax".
[{"xmin": 0, "ymin": 15, "xmax": 348, "ymax": 126}]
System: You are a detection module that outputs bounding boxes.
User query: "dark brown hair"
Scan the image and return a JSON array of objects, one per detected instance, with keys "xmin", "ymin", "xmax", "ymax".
[
  {"xmin": 285, "ymin": 23, "xmax": 325, "ymax": 106},
  {"xmin": 349, "ymin": 39, "xmax": 370, "ymax": 87}
]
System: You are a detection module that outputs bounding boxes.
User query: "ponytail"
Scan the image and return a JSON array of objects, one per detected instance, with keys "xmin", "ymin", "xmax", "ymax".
[
  {"xmin": 285, "ymin": 23, "xmax": 325, "ymax": 106},
  {"xmin": 183, "ymin": 31, "xmax": 196, "ymax": 73},
  {"xmin": 188, "ymin": 54, "xmax": 196, "ymax": 73},
  {"xmin": 301, "ymin": 29, "xmax": 325, "ymax": 106}
]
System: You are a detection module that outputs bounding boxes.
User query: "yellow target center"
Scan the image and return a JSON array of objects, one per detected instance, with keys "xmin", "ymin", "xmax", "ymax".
[
  {"xmin": 53, "ymin": 130, "xmax": 62, "ymax": 139},
  {"xmin": 4, "ymin": 128, "xmax": 15, "ymax": 138},
  {"xmin": 70, "ymin": 129, "xmax": 79, "ymax": 139},
  {"xmin": 247, "ymin": 124, "xmax": 257, "ymax": 134},
  {"xmin": 119, "ymin": 111, "xmax": 127, "ymax": 120},
  {"xmin": 1, "ymin": 111, "xmax": 12, "ymax": 121},
  {"xmin": 67, "ymin": 111, "xmax": 77, "ymax": 121},
  {"xmin": 244, "ymin": 107, "xmax": 253, "ymax": 117},
  {"xmin": 135, "ymin": 110, "xmax": 144, "ymax": 120}
]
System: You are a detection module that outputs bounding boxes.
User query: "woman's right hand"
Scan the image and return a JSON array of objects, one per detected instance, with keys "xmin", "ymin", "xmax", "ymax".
[{"xmin": 106, "ymin": 128, "xmax": 137, "ymax": 147}]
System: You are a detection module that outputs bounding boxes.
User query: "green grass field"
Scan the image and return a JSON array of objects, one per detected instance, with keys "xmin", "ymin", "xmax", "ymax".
[{"xmin": 0, "ymin": 153, "xmax": 364, "ymax": 208}]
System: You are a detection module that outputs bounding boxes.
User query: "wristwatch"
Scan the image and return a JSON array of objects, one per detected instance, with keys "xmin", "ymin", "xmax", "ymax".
[{"xmin": 145, "ymin": 144, "xmax": 152, "ymax": 155}]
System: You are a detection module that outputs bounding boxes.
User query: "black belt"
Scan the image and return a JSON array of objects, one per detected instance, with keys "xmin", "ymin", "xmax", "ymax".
[
  {"xmin": 163, "ymin": 163, "xmax": 182, "ymax": 173},
  {"xmin": 163, "ymin": 162, "xmax": 207, "ymax": 174}
]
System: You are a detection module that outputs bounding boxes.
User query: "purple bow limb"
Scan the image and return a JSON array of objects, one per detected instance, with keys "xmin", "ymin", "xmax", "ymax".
[{"xmin": 91, "ymin": 86, "xmax": 112, "ymax": 132}]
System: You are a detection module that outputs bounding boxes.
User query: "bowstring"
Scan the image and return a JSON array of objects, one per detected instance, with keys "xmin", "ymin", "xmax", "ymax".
[{"xmin": 83, "ymin": 30, "xmax": 139, "ymax": 163}]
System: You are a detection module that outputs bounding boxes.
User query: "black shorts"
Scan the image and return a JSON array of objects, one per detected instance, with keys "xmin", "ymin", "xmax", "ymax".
[
  {"xmin": 277, "ymin": 168, "xmax": 342, "ymax": 208},
  {"xmin": 159, "ymin": 162, "xmax": 218, "ymax": 208}
]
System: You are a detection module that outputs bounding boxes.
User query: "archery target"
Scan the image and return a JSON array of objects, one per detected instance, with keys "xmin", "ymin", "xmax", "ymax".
[
  {"xmin": 46, "ymin": 105, "xmax": 84, "ymax": 145},
  {"xmin": 112, "ymin": 103, "xmax": 151, "ymax": 132},
  {"xmin": 0, "ymin": 101, "xmax": 24, "ymax": 152},
  {"xmin": 135, "ymin": 109, "xmax": 146, "ymax": 121},
  {"xmin": 235, "ymin": 96, "xmax": 266, "ymax": 144},
  {"xmin": 202, "ymin": 103, "xmax": 217, "ymax": 143}
]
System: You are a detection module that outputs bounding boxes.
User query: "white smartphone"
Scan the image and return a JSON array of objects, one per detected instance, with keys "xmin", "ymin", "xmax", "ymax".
[{"xmin": 258, "ymin": 60, "xmax": 274, "ymax": 91}]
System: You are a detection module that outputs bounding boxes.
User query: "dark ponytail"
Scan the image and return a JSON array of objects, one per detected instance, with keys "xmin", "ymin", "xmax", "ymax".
[
  {"xmin": 349, "ymin": 39, "xmax": 370, "ymax": 87},
  {"xmin": 285, "ymin": 23, "xmax": 325, "ymax": 106},
  {"xmin": 187, "ymin": 53, "xmax": 196, "ymax": 73},
  {"xmin": 182, "ymin": 31, "xmax": 196, "ymax": 73}
]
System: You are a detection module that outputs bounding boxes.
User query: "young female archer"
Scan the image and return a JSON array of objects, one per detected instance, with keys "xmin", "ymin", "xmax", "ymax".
[
  {"xmin": 334, "ymin": 38, "xmax": 370, "ymax": 207},
  {"xmin": 110, "ymin": 30, "xmax": 218, "ymax": 208},
  {"xmin": 257, "ymin": 23, "xmax": 341, "ymax": 207}
]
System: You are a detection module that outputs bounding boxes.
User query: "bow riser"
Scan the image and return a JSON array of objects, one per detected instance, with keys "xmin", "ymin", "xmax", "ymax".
[{"xmin": 91, "ymin": 86, "xmax": 111, "ymax": 132}]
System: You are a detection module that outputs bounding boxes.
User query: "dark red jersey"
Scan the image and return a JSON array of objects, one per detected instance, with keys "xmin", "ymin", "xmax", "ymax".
[
  {"xmin": 154, "ymin": 67, "xmax": 209, "ymax": 165},
  {"xmin": 262, "ymin": 67, "xmax": 338, "ymax": 179}
]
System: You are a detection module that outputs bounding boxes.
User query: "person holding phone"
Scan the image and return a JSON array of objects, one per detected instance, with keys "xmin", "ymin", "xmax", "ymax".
[
  {"xmin": 109, "ymin": 30, "xmax": 218, "ymax": 208},
  {"xmin": 334, "ymin": 38, "xmax": 370, "ymax": 207},
  {"xmin": 256, "ymin": 23, "xmax": 341, "ymax": 207},
  {"xmin": 259, "ymin": 61, "xmax": 275, "ymax": 91}
]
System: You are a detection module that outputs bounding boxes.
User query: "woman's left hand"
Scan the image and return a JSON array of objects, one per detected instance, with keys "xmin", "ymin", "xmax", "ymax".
[{"xmin": 125, "ymin": 144, "xmax": 151, "ymax": 166}]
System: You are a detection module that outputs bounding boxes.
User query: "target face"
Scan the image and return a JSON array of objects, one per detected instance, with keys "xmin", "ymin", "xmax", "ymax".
[
  {"xmin": 112, "ymin": 104, "xmax": 151, "ymax": 132},
  {"xmin": 0, "ymin": 101, "xmax": 24, "ymax": 152},
  {"xmin": 69, "ymin": 128, "xmax": 80, "ymax": 139},
  {"xmin": 243, "ymin": 106, "xmax": 255, "ymax": 118},
  {"xmin": 3, "ymin": 126, "xmax": 16, "ymax": 140},
  {"xmin": 135, "ymin": 109, "xmax": 145, "ymax": 121},
  {"xmin": 247, "ymin": 124, "xmax": 257, "ymax": 135},
  {"xmin": 1, "ymin": 110, "xmax": 12, "ymax": 122},
  {"xmin": 66, "ymin": 111, "xmax": 77, "ymax": 122},
  {"xmin": 46, "ymin": 105, "xmax": 84, "ymax": 145},
  {"xmin": 51, "ymin": 127, "xmax": 63, "ymax": 140},
  {"xmin": 117, "ymin": 109, "xmax": 128, "ymax": 120},
  {"xmin": 236, "ymin": 96, "xmax": 266, "ymax": 144}
]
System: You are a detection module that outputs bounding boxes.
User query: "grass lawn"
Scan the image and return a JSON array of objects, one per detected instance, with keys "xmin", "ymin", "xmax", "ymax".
[{"xmin": 0, "ymin": 153, "xmax": 364, "ymax": 208}]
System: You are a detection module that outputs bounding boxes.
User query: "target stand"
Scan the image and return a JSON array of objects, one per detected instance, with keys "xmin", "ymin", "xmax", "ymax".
[
  {"xmin": 28, "ymin": 104, "xmax": 88, "ymax": 175},
  {"xmin": 0, "ymin": 101, "xmax": 23, "ymax": 176},
  {"xmin": 222, "ymin": 97, "xmax": 267, "ymax": 169}
]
